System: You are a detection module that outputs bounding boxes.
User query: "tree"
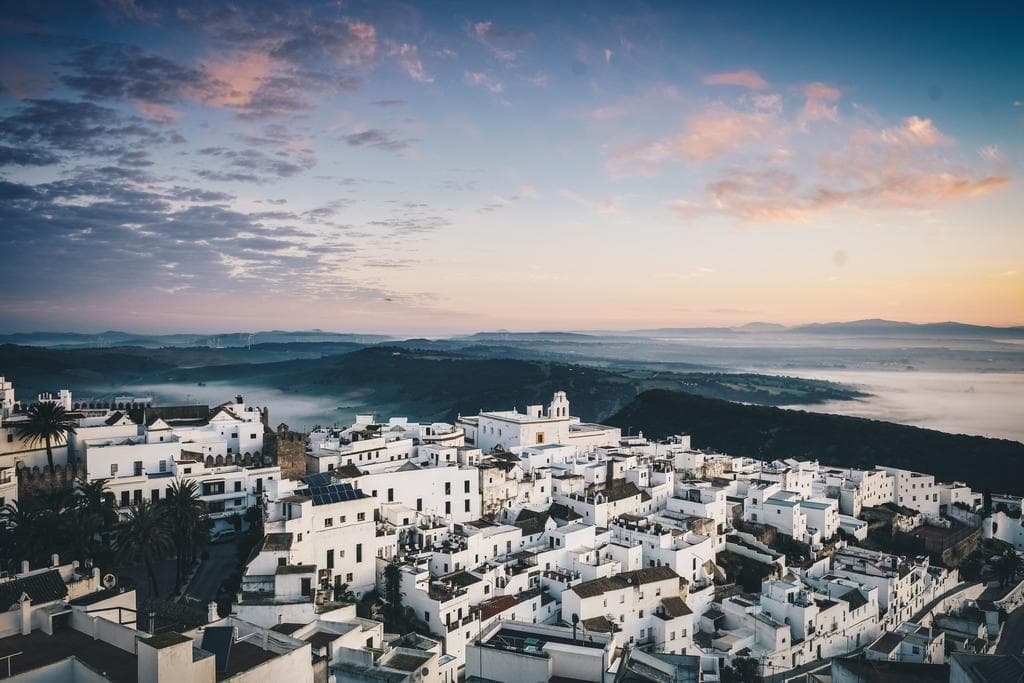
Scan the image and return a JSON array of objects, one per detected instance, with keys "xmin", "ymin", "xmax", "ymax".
[
  {"xmin": 75, "ymin": 479, "xmax": 118, "ymax": 529},
  {"xmin": 997, "ymin": 550, "xmax": 1021, "ymax": 588},
  {"xmin": 16, "ymin": 402, "xmax": 78, "ymax": 474},
  {"xmin": 162, "ymin": 479, "xmax": 208, "ymax": 589},
  {"xmin": 116, "ymin": 500, "xmax": 173, "ymax": 596},
  {"xmin": 383, "ymin": 562, "xmax": 404, "ymax": 628}
]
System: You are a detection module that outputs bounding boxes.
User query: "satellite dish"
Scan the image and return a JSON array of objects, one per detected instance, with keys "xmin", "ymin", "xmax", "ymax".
[{"xmin": 102, "ymin": 574, "xmax": 117, "ymax": 589}]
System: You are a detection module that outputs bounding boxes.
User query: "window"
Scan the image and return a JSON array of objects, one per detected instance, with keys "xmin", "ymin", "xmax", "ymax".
[
  {"xmin": 111, "ymin": 463, "xmax": 119, "ymax": 477},
  {"xmin": 234, "ymin": 481, "xmax": 242, "ymax": 492},
  {"xmin": 346, "ymin": 573, "xmax": 353, "ymax": 582},
  {"xmin": 133, "ymin": 489, "xmax": 142, "ymax": 504},
  {"xmin": 445, "ymin": 482, "xmax": 451, "ymax": 495},
  {"xmin": 133, "ymin": 461, "xmax": 143, "ymax": 476},
  {"xmin": 464, "ymin": 480, "xmax": 471, "ymax": 493},
  {"xmin": 121, "ymin": 491, "xmax": 130, "ymax": 506},
  {"xmin": 231, "ymin": 433, "xmax": 238, "ymax": 439},
  {"xmin": 388, "ymin": 488, "xmax": 394, "ymax": 502},
  {"xmin": 356, "ymin": 543, "xmax": 363, "ymax": 562},
  {"xmin": 183, "ymin": 467, "xmax": 191, "ymax": 474},
  {"xmin": 250, "ymin": 433, "xmax": 256, "ymax": 439},
  {"xmin": 445, "ymin": 501, "xmax": 451, "ymax": 515},
  {"xmin": 356, "ymin": 512, "xmax": 365, "ymax": 522},
  {"xmin": 464, "ymin": 499, "xmax": 471, "ymax": 512},
  {"xmin": 339, "ymin": 515, "xmax": 347, "ymax": 523},
  {"xmin": 151, "ymin": 489, "xmax": 160, "ymax": 502},
  {"xmin": 233, "ymin": 498, "xmax": 242, "ymax": 506},
  {"xmin": 327, "ymin": 549, "xmax": 334, "ymax": 569},
  {"xmin": 5, "ymin": 434, "xmax": 11, "ymax": 443},
  {"xmin": 278, "ymin": 557, "xmax": 286, "ymax": 566},
  {"xmin": 535, "ymin": 432, "xmax": 545, "ymax": 444},
  {"xmin": 159, "ymin": 460, "xmax": 166, "ymax": 473},
  {"xmin": 325, "ymin": 518, "xmax": 333, "ymax": 527},
  {"xmin": 301, "ymin": 578, "xmax": 311, "ymax": 596}
]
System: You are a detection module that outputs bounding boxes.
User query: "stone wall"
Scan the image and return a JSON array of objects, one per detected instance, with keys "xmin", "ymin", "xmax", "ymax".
[{"xmin": 264, "ymin": 425, "xmax": 307, "ymax": 480}]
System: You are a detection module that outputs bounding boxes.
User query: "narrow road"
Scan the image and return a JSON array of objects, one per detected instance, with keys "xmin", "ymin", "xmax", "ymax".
[{"xmin": 184, "ymin": 540, "xmax": 238, "ymax": 605}]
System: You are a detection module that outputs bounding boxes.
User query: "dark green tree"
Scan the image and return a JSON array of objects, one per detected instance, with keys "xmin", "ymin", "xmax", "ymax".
[
  {"xmin": 116, "ymin": 500, "xmax": 173, "ymax": 596},
  {"xmin": 16, "ymin": 402, "xmax": 77, "ymax": 474},
  {"xmin": 161, "ymin": 479, "xmax": 208, "ymax": 589},
  {"xmin": 383, "ymin": 562, "xmax": 404, "ymax": 628}
]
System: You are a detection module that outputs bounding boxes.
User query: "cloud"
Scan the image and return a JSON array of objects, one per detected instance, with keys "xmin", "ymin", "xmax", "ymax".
[
  {"xmin": 134, "ymin": 99, "xmax": 180, "ymax": 122},
  {"xmin": 979, "ymin": 145, "xmax": 1002, "ymax": 162},
  {"xmin": 0, "ymin": 145, "xmax": 60, "ymax": 166},
  {"xmin": 464, "ymin": 70, "xmax": 504, "ymax": 94},
  {"xmin": 604, "ymin": 48, "xmax": 613, "ymax": 64},
  {"xmin": 559, "ymin": 188, "xmax": 619, "ymax": 215},
  {"xmin": 0, "ymin": 98, "xmax": 166, "ymax": 162},
  {"xmin": 703, "ymin": 69, "xmax": 768, "ymax": 90},
  {"xmin": 390, "ymin": 43, "xmax": 432, "ymax": 83},
  {"xmin": 196, "ymin": 145, "xmax": 317, "ymax": 182},
  {"xmin": 613, "ymin": 109, "xmax": 777, "ymax": 173},
  {"xmin": 202, "ymin": 51, "xmax": 273, "ymax": 107},
  {"xmin": 470, "ymin": 20, "xmax": 532, "ymax": 63},
  {"xmin": 61, "ymin": 43, "xmax": 206, "ymax": 104},
  {"xmin": 802, "ymin": 82, "xmax": 842, "ymax": 123},
  {"xmin": 879, "ymin": 115, "xmax": 949, "ymax": 147},
  {"xmin": 343, "ymin": 129, "xmax": 417, "ymax": 153},
  {"xmin": 653, "ymin": 267, "xmax": 715, "ymax": 280},
  {"xmin": 370, "ymin": 99, "xmax": 407, "ymax": 107}
]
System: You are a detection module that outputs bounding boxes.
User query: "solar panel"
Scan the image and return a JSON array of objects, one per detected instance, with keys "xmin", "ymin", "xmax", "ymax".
[
  {"xmin": 304, "ymin": 482, "xmax": 362, "ymax": 505},
  {"xmin": 201, "ymin": 626, "xmax": 234, "ymax": 673},
  {"xmin": 301, "ymin": 472, "xmax": 333, "ymax": 487}
]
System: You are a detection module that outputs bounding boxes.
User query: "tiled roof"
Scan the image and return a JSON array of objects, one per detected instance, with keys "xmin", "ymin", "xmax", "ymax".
[
  {"xmin": 571, "ymin": 566, "xmax": 681, "ymax": 599},
  {"xmin": 869, "ymin": 631, "xmax": 903, "ymax": 654},
  {"xmin": 0, "ymin": 570, "xmax": 68, "ymax": 610},
  {"xmin": 479, "ymin": 595, "xmax": 518, "ymax": 621},
  {"xmin": 659, "ymin": 596, "xmax": 692, "ymax": 618},
  {"xmin": 838, "ymin": 589, "xmax": 869, "ymax": 611}
]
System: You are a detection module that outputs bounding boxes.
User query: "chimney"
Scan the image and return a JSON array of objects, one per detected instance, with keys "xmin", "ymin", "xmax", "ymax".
[
  {"xmin": 20, "ymin": 596, "xmax": 32, "ymax": 635},
  {"xmin": 148, "ymin": 610, "xmax": 156, "ymax": 635},
  {"xmin": 21, "ymin": 560, "xmax": 29, "ymax": 575},
  {"xmin": 92, "ymin": 567, "xmax": 101, "ymax": 586},
  {"xmin": 208, "ymin": 602, "xmax": 219, "ymax": 623},
  {"xmin": 51, "ymin": 553, "xmax": 60, "ymax": 568}
]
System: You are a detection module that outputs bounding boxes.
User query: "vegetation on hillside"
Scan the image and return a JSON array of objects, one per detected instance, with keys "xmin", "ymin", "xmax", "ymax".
[{"xmin": 605, "ymin": 389, "xmax": 1024, "ymax": 496}]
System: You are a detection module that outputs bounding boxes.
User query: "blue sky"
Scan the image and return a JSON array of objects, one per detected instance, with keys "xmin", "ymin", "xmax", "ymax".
[{"xmin": 0, "ymin": 0, "xmax": 1021, "ymax": 333}]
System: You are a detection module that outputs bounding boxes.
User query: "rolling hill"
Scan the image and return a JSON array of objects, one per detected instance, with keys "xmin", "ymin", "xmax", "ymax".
[{"xmin": 605, "ymin": 389, "xmax": 1024, "ymax": 495}]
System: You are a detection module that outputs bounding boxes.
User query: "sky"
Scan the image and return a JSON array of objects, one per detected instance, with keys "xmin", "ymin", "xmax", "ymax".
[{"xmin": 0, "ymin": 1, "xmax": 1021, "ymax": 335}]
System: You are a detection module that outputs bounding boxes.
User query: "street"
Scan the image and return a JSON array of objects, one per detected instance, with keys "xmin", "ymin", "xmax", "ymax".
[{"xmin": 183, "ymin": 541, "xmax": 239, "ymax": 605}]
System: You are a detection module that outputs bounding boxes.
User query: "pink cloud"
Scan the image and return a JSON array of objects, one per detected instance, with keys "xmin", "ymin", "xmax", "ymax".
[
  {"xmin": 879, "ymin": 115, "xmax": 950, "ymax": 147},
  {"xmin": 614, "ymin": 110, "xmax": 777, "ymax": 173},
  {"xmin": 802, "ymin": 82, "xmax": 841, "ymax": 123},
  {"xmin": 202, "ymin": 51, "xmax": 272, "ymax": 107},
  {"xmin": 703, "ymin": 69, "xmax": 768, "ymax": 90},
  {"xmin": 134, "ymin": 99, "xmax": 181, "ymax": 122},
  {"xmin": 390, "ymin": 43, "xmax": 432, "ymax": 83}
]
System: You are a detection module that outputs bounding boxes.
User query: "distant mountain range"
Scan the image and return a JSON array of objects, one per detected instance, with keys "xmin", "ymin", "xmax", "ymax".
[
  {"xmin": 3, "ymin": 319, "xmax": 1021, "ymax": 349},
  {"xmin": 0, "ymin": 330, "xmax": 394, "ymax": 349},
  {"xmin": 614, "ymin": 319, "xmax": 1024, "ymax": 337}
]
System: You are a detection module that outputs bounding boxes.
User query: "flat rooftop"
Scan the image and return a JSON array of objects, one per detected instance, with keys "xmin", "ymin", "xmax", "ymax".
[
  {"xmin": 483, "ymin": 626, "xmax": 606, "ymax": 652},
  {"xmin": 0, "ymin": 627, "xmax": 139, "ymax": 683}
]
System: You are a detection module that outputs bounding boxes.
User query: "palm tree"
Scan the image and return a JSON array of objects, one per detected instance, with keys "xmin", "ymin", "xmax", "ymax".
[
  {"xmin": 16, "ymin": 402, "xmax": 77, "ymax": 474},
  {"xmin": 116, "ymin": 500, "xmax": 173, "ymax": 597},
  {"xmin": 75, "ymin": 479, "xmax": 118, "ymax": 529},
  {"xmin": 162, "ymin": 479, "xmax": 208, "ymax": 589}
]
